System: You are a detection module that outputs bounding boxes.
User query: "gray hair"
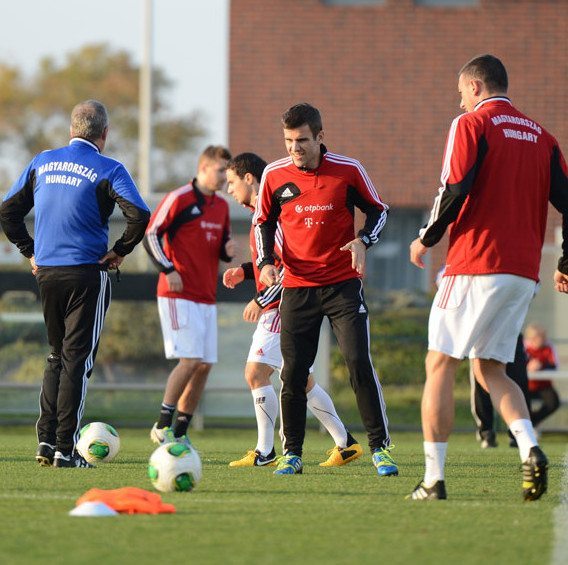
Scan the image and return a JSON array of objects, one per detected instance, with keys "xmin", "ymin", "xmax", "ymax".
[{"xmin": 70, "ymin": 100, "xmax": 109, "ymax": 140}]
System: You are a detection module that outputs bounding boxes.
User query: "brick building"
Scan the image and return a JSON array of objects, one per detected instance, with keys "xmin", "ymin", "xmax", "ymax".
[{"xmin": 228, "ymin": 0, "xmax": 568, "ymax": 294}]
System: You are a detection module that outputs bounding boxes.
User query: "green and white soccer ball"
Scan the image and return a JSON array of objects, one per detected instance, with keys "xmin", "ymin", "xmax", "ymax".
[
  {"xmin": 76, "ymin": 421, "xmax": 120, "ymax": 463},
  {"xmin": 148, "ymin": 443, "xmax": 202, "ymax": 493}
]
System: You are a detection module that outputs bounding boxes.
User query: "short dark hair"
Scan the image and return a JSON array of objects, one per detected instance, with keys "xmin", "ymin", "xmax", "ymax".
[
  {"xmin": 226, "ymin": 152, "xmax": 267, "ymax": 183},
  {"xmin": 459, "ymin": 54, "xmax": 508, "ymax": 93},
  {"xmin": 281, "ymin": 103, "xmax": 322, "ymax": 138},
  {"xmin": 198, "ymin": 145, "xmax": 232, "ymax": 166}
]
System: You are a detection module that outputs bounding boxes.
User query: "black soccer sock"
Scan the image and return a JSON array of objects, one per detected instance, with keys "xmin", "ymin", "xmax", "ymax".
[
  {"xmin": 157, "ymin": 403, "xmax": 176, "ymax": 428},
  {"xmin": 173, "ymin": 412, "xmax": 193, "ymax": 437}
]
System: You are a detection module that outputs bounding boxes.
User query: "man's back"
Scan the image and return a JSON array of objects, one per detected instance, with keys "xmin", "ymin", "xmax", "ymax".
[
  {"xmin": 4, "ymin": 138, "xmax": 147, "ymax": 267},
  {"xmin": 443, "ymin": 98, "xmax": 562, "ymax": 280}
]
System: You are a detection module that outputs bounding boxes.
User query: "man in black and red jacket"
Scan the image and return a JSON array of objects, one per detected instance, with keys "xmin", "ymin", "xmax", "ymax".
[{"xmin": 254, "ymin": 103, "xmax": 396, "ymax": 477}]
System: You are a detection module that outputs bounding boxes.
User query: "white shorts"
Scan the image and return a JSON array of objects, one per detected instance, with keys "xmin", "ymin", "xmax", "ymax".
[
  {"xmin": 157, "ymin": 297, "xmax": 217, "ymax": 363},
  {"xmin": 247, "ymin": 309, "xmax": 313, "ymax": 373},
  {"xmin": 429, "ymin": 274, "xmax": 537, "ymax": 364}
]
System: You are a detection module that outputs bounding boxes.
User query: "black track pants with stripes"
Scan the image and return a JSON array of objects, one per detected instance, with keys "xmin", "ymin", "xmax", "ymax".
[
  {"xmin": 279, "ymin": 278, "xmax": 390, "ymax": 456},
  {"xmin": 35, "ymin": 265, "xmax": 111, "ymax": 454}
]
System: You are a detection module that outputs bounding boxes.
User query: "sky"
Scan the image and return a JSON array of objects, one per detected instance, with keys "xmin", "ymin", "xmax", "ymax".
[{"xmin": 0, "ymin": 0, "xmax": 229, "ymax": 146}]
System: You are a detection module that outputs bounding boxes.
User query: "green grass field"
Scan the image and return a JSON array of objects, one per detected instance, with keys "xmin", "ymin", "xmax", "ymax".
[{"xmin": 1, "ymin": 427, "xmax": 566, "ymax": 565}]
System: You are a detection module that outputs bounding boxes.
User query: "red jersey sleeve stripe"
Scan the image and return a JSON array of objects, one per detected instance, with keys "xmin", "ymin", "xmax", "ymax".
[
  {"xmin": 420, "ymin": 114, "xmax": 464, "ymax": 238},
  {"xmin": 145, "ymin": 185, "xmax": 193, "ymax": 268}
]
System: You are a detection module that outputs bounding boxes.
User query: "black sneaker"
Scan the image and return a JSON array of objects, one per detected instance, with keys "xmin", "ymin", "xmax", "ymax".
[
  {"xmin": 407, "ymin": 480, "xmax": 447, "ymax": 500},
  {"xmin": 53, "ymin": 451, "xmax": 94, "ymax": 468},
  {"xmin": 479, "ymin": 430, "xmax": 497, "ymax": 449},
  {"xmin": 522, "ymin": 446, "xmax": 548, "ymax": 501},
  {"xmin": 35, "ymin": 442, "xmax": 56, "ymax": 466}
]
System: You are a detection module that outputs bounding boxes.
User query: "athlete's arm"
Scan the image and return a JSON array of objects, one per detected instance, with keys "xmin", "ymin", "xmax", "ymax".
[
  {"xmin": 348, "ymin": 162, "xmax": 389, "ymax": 248},
  {"xmin": 548, "ymin": 145, "xmax": 568, "ymax": 276},
  {"xmin": 243, "ymin": 299, "xmax": 262, "ymax": 323},
  {"xmin": 143, "ymin": 193, "xmax": 180, "ymax": 274},
  {"xmin": 253, "ymin": 172, "xmax": 280, "ymax": 270},
  {"xmin": 255, "ymin": 265, "xmax": 283, "ymax": 307},
  {"xmin": 419, "ymin": 115, "xmax": 485, "ymax": 248},
  {"xmin": 0, "ymin": 160, "xmax": 36, "ymax": 259},
  {"xmin": 340, "ymin": 238, "xmax": 367, "ymax": 275},
  {"xmin": 223, "ymin": 266, "xmax": 245, "ymax": 288},
  {"xmin": 107, "ymin": 164, "xmax": 151, "ymax": 257}
]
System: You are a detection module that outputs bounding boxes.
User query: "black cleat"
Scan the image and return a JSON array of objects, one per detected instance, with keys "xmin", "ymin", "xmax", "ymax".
[
  {"xmin": 35, "ymin": 442, "xmax": 56, "ymax": 466},
  {"xmin": 407, "ymin": 480, "xmax": 447, "ymax": 500},
  {"xmin": 53, "ymin": 451, "xmax": 94, "ymax": 468},
  {"xmin": 522, "ymin": 446, "xmax": 548, "ymax": 501}
]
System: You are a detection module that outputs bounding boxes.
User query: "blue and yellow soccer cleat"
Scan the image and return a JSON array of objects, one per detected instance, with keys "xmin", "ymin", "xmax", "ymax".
[
  {"xmin": 273, "ymin": 453, "xmax": 303, "ymax": 475},
  {"xmin": 372, "ymin": 445, "xmax": 398, "ymax": 476}
]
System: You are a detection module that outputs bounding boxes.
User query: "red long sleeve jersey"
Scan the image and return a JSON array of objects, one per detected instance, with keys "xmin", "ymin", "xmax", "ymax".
[
  {"xmin": 253, "ymin": 150, "xmax": 388, "ymax": 287},
  {"xmin": 420, "ymin": 97, "xmax": 568, "ymax": 281},
  {"xmin": 144, "ymin": 183, "xmax": 230, "ymax": 304}
]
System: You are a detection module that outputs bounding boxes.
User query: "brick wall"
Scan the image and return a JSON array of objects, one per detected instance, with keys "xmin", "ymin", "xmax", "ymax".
[{"xmin": 229, "ymin": 0, "xmax": 567, "ymax": 244}]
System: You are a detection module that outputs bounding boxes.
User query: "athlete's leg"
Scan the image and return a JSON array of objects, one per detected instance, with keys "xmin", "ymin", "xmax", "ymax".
[
  {"xmin": 279, "ymin": 287, "xmax": 322, "ymax": 457},
  {"xmin": 306, "ymin": 376, "xmax": 348, "ymax": 448},
  {"xmin": 473, "ymin": 358, "xmax": 538, "ymax": 461}
]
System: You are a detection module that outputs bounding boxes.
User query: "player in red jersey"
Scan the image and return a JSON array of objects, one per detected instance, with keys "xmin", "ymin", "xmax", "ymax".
[
  {"xmin": 524, "ymin": 323, "xmax": 561, "ymax": 429},
  {"xmin": 409, "ymin": 55, "xmax": 568, "ymax": 501},
  {"xmin": 144, "ymin": 145, "xmax": 235, "ymax": 448},
  {"xmin": 254, "ymin": 103, "xmax": 396, "ymax": 476},
  {"xmin": 223, "ymin": 152, "xmax": 363, "ymax": 468}
]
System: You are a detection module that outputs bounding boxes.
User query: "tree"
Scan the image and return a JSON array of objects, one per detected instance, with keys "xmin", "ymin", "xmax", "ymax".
[{"xmin": 0, "ymin": 43, "xmax": 205, "ymax": 191}]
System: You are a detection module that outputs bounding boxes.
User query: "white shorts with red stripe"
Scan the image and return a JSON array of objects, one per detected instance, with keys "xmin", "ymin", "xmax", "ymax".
[
  {"xmin": 157, "ymin": 297, "xmax": 217, "ymax": 362},
  {"xmin": 246, "ymin": 309, "xmax": 314, "ymax": 373},
  {"xmin": 429, "ymin": 273, "xmax": 537, "ymax": 363},
  {"xmin": 247, "ymin": 309, "xmax": 283, "ymax": 368}
]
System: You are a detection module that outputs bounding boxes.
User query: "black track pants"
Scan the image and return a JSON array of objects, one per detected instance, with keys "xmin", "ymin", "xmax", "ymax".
[
  {"xmin": 35, "ymin": 266, "xmax": 111, "ymax": 454},
  {"xmin": 279, "ymin": 278, "xmax": 390, "ymax": 456}
]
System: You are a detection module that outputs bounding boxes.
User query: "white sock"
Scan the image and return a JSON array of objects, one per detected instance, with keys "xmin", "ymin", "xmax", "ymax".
[
  {"xmin": 509, "ymin": 418, "xmax": 538, "ymax": 461},
  {"xmin": 306, "ymin": 384, "xmax": 348, "ymax": 448},
  {"xmin": 424, "ymin": 441, "xmax": 448, "ymax": 486},
  {"xmin": 252, "ymin": 385, "xmax": 278, "ymax": 456}
]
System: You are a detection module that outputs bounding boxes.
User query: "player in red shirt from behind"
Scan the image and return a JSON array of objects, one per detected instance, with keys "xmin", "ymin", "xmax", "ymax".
[{"xmin": 410, "ymin": 54, "xmax": 568, "ymax": 501}]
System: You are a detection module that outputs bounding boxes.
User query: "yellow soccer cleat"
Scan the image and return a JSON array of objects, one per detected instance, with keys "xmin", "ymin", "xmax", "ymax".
[
  {"xmin": 319, "ymin": 443, "xmax": 363, "ymax": 467},
  {"xmin": 229, "ymin": 448, "xmax": 277, "ymax": 467}
]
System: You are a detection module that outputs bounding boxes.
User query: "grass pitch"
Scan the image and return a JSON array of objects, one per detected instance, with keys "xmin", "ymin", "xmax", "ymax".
[{"xmin": 0, "ymin": 427, "xmax": 566, "ymax": 565}]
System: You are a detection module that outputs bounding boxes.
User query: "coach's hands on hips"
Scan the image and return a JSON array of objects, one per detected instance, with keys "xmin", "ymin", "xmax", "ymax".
[
  {"xmin": 29, "ymin": 255, "xmax": 38, "ymax": 276},
  {"xmin": 340, "ymin": 238, "xmax": 366, "ymax": 276},
  {"xmin": 223, "ymin": 267, "xmax": 245, "ymax": 288},
  {"xmin": 554, "ymin": 270, "xmax": 568, "ymax": 293},
  {"xmin": 259, "ymin": 265, "xmax": 279, "ymax": 287},
  {"xmin": 410, "ymin": 238, "xmax": 428, "ymax": 269},
  {"xmin": 99, "ymin": 250, "xmax": 124, "ymax": 270},
  {"xmin": 243, "ymin": 299, "xmax": 262, "ymax": 323},
  {"xmin": 165, "ymin": 270, "xmax": 183, "ymax": 293}
]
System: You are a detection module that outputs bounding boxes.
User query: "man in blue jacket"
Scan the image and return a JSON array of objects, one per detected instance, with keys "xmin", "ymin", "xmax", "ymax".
[{"xmin": 0, "ymin": 100, "xmax": 150, "ymax": 468}]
